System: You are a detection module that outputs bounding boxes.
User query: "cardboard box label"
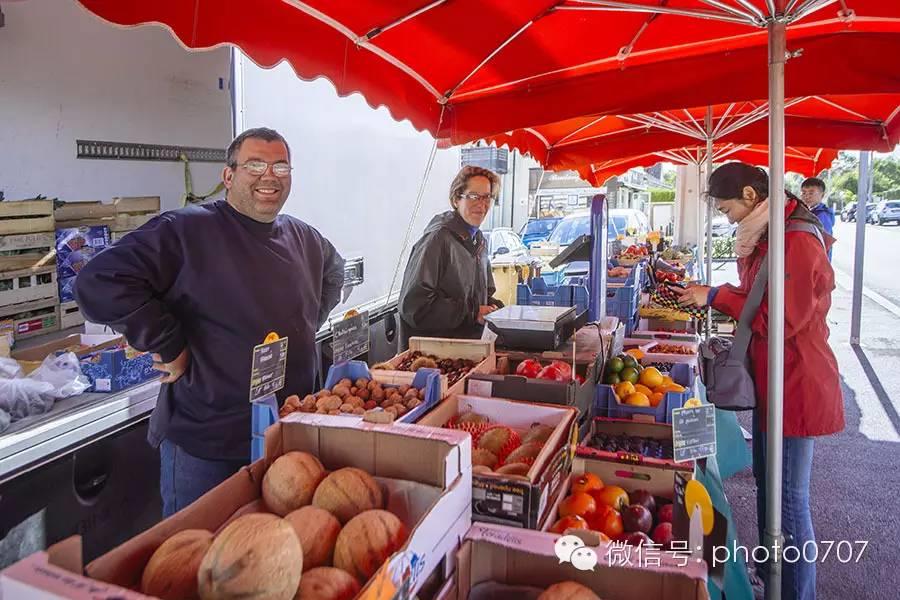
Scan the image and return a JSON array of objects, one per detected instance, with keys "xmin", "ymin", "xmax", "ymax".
[
  {"xmin": 466, "ymin": 378, "xmax": 493, "ymax": 397},
  {"xmin": 249, "ymin": 337, "xmax": 288, "ymax": 401},
  {"xmin": 672, "ymin": 404, "xmax": 717, "ymax": 463}
]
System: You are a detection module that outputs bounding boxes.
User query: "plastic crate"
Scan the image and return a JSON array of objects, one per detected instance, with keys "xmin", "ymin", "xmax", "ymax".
[
  {"xmin": 251, "ymin": 394, "xmax": 279, "ymax": 462},
  {"xmin": 516, "ymin": 281, "xmax": 589, "ymax": 314},
  {"xmin": 605, "ymin": 279, "xmax": 639, "ymax": 336},
  {"xmin": 664, "ymin": 363, "xmax": 696, "ymax": 423},
  {"xmin": 595, "ymin": 384, "xmax": 668, "ymax": 423}
]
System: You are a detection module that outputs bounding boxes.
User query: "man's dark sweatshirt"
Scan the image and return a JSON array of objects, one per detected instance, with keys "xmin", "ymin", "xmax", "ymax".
[{"xmin": 74, "ymin": 200, "xmax": 344, "ymax": 461}]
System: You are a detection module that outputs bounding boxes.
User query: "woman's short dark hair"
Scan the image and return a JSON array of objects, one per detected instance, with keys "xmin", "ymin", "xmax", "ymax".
[{"xmin": 708, "ymin": 162, "xmax": 769, "ymax": 201}]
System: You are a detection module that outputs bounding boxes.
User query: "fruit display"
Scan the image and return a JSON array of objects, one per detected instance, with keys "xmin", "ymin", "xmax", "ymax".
[
  {"xmin": 140, "ymin": 452, "xmax": 407, "ymax": 599},
  {"xmin": 608, "ymin": 266, "xmax": 631, "ymax": 278},
  {"xmin": 650, "ymin": 343, "xmax": 695, "ymax": 355},
  {"xmin": 538, "ymin": 581, "xmax": 602, "ymax": 600},
  {"xmin": 655, "ymin": 269, "xmax": 681, "ymax": 283},
  {"xmin": 279, "ymin": 378, "xmax": 426, "ymax": 419},
  {"xmin": 548, "ymin": 478, "xmax": 681, "ymax": 550},
  {"xmin": 445, "ymin": 413, "xmax": 556, "ymax": 478},
  {"xmin": 619, "ymin": 244, "xmax": 649, "ymax": 261},
  {"xmin": 514, "ymin": 358, "xmax": 585, "ymax": 384},
  {"xmin": 603, "ymin": 354, "xmax": 685, "ymax": 409},
  {"xmin": 584, "ymin": 430, "xmax": 674, "ymax": 460},
  {"xmin": 374, "ymin": 351, "xmax": 477, "ymax": 387}
]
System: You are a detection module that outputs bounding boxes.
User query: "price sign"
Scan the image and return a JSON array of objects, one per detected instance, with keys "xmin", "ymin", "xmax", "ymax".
[
  {"xmin": 672, "ymin": 403, "xmax": 717, "ymax": 463},
  {"xmin": 249, "ymin": 336, "xmax": 289, "ymax": 402},
  {"xmin": 332, "ymin": 310, "xmax": 369, "ymax": 364}
]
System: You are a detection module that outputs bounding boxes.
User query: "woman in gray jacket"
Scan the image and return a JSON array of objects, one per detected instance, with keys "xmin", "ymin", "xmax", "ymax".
[{"xmin": 398, "ymin": 166, "xmax": 504, "ymax": 350}]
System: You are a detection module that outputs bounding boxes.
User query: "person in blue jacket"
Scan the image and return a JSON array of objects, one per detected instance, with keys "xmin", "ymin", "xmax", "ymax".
[
  {"xmin": 74, "ymin": 128, "xmax": 345, "ymax": 516},
  {"xmin": 800, "ymin": 177, "xmax": 835, "ymax": 261}
]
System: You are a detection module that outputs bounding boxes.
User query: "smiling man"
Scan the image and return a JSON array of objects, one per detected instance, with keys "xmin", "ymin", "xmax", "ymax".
[{"xmin": 74, "ymin": 128, "xmax": 344, "ymax": 516}]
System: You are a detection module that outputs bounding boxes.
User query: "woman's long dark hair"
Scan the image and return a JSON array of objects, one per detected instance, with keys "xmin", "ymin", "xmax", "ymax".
[{"xmin": 708, "ymin": 162, "xmax": 769, "ymax": 201}]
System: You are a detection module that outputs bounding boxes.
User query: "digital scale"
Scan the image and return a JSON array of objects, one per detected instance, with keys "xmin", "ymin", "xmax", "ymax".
[{"xmin": 484, "ymin": 305, "xmax": 585, "ymax": 351}]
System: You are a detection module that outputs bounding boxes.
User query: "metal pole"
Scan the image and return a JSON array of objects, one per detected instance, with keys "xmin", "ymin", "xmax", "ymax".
[
  {"xmin": 850, "ymin": 151, "xmax": 870, "ymax": 344},
  {"xmin": 588, "ymin": 194, "xmax": 609, "ymax": 322},
  {"xmin": 704, "ymin": 108, "xmax": 714, "ymax": 338},
  {"xmin": 696, "ymin": 162, "xmax": 704, "ymax": 282},
  {"xmin": 766, "ymin": 18, "xmax": 787, "ymax": 600}
]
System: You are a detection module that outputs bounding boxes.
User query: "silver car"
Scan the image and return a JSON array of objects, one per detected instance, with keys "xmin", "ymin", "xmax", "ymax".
[{"xmin": 875, "ymin": 200, "xmax": 900, "ymax": 225}]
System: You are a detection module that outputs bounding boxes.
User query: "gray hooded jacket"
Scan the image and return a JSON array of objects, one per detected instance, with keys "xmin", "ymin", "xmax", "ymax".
[{"xmin": 398, "ymin": 211, "xmax": 497, "ymax": 350}]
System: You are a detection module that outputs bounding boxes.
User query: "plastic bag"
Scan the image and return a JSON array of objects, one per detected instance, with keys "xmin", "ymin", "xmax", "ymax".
[
  {"xmin": 29, "ymin": 352, "xmax": 91, "ymax": 399},
  {"xmin": 0, "ymin": 408, "xmax": 10, "ymax": 434},
  {"xmin": 0, "ymin": 353, "xmax": 91, "ymax": 421},
  {"xmin": 0, "ymin": 357, "xmax": 23, "ymax": 380}
]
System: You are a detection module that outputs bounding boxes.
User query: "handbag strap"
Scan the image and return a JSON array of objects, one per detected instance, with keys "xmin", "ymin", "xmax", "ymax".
[{"xmin": 729, "ymin": 218, "xmax": 826, "ymax": 360}]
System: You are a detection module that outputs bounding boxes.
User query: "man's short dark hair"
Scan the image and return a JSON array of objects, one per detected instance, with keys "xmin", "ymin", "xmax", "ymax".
[
  {"xmin": 226, "ymin": 127, "xmax": 291, "ymax": 167},
  {"xmin": 801, "ymin": 177, "xmax": 826, "ymax": 193}
]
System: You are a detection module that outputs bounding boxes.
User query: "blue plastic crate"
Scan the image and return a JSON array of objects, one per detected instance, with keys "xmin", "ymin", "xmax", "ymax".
[
  {"xmin": 516, "ymin": 282, "xmax": 589, "ymax": 314},
  {"xmin": 250, "ymin": 361, "xmax": 442, "ymax": 462},
  {"xmin": 594, "ymin": 384, "xmax": 668, "ymax": 424},
  {"xmin": 605, "ymin": 280, "xmax": 639, "ymax": 336},
  {"xmin": 664, "ymin": 363, "xmax": 696, "ymax": 423}
]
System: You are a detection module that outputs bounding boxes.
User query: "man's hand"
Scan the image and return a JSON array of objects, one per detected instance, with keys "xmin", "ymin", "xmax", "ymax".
[
  {"xmin": 477, "ymin": 305, "xmax": 498, "ymax": 325},
  {"xmin": 676, "ymin": 284, "xmax": 712, "ymax": 308},
  {"xmin": 152, "ymin": 348, "xmax": 191, "ymax": 384}
]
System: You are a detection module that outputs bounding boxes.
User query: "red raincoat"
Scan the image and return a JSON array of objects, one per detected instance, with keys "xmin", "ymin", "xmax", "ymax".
[{"xmin": 711, "ymin": 199, "xmax": 845, "ymax": 437}]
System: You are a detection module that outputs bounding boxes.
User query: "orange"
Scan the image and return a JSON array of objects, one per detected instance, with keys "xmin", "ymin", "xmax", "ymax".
[
  {"xmin": 571, "ymin": 473, "xmax": 604, "ymax": 495},
  {"xmin": 638, "ymin": 367, "xmax": 664, "ymax": 389},
  {"xmin": 614, "ymin": 382, "xmax": 635, "ymax": 399},
  {"xmin": 591, "ymin": 486, "xmax": 630, "ymax": 512},
  {"xmin": 625, "ymin": 348, "xmax": 645, "ymax": 360},
  {"xmin": 625, "ymin": 392, "xmax": 650, "ymax": 407},
  {"xmin": 558, "ymin": 492, "xmax": 597, "ymax": 519},
  {"xmin": 649, "ymin": 392, "xmax": 665, "ymax": 408},
  {"xmin": 633, "ymin": 384, "xmax": 654, "ymax": 397}
]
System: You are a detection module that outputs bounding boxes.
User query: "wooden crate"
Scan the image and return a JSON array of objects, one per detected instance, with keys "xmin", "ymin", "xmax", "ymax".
[
  {"xmin": 112, "ymin": 196, "xmax": 160, "ymax": 234},
  {"xmin": 0, "ymin": 199, "xmax": 55, "ymax": 236},
  {"xmin": 373, "ymin": 337, "xmax": 496, "ymax": 398},
  {"xmin": 54, "ymin": 201, "xmax": 118, "ymax": 228},
  {"xmin": 0, "ymin": 265, "xmax": 58, "ymax": 308},
  {"xmin": 0, "ymin": 297, "xmax": 60, "ymax": 341},
  {"xmin": 0, "ymin": 231, "xmax": 56, "ymax": 272},
  {"xmin": 60, "ymin": 300, "xmax": 85, "ymax": 330}
]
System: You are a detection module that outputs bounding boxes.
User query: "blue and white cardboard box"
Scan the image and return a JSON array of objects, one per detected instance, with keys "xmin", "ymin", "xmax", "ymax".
[{"xmin": 55, "ymin": 225, "xmax": 110, "ymax": 303}]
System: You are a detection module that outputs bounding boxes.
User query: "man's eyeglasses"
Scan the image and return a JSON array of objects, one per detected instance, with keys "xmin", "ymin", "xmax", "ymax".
[
  {"xmin": 459, "ymin": 191, "xmax": 493, "ymax": 203},
  {"xmin": 234, "ymin": 160, "xmax": 293, "ymax": 177}
]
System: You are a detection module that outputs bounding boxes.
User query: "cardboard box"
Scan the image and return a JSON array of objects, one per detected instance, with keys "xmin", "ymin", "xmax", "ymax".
[
  {"xmin": 377, "ymin": 337, "xmax": 496, "ymax": 397},
  {"xmin": 12, "ymin": 333, "xmax": 156, "ymax": 391},
  {"xmin": 465, "ymin": 353, "xmax": 598, "ymax": 419},
  {"xmin": 55, "ymin": 225, "xmax": 110, "ymax": 303},
  {"xmin": 576, "ymin": 417, "xmax": 693, "ymax": 472},
  {"xmin": 417, "ymin": 394, "xmax": 577, "ymax": 529},
  {"xmin": 443, "ymin": 522, "xmax": 710, "ymax": 600},
  {"xmin": 0, "ymin": 416, "xmax": 473, "ymax": 599}
]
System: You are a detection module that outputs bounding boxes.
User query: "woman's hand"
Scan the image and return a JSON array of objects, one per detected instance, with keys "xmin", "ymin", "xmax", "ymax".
[
  {"xmin": 477, "ymin": 305, "xmax": 497, "ymax": 324},
  {"xmin": 676, "ymin": 284, "xmax": 712, "ymax": 308}
]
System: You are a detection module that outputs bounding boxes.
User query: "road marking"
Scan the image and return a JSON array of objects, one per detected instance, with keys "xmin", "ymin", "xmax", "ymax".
[{"xmin": 833, "ymin": 268, "xmax": 900, "ymax": 319}]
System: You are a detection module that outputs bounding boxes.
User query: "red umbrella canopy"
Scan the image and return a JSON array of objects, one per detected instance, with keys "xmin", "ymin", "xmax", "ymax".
[
  {"xmin": 488, "ymin": 94, "xmax": 900, "ymax": 171},
  {"xmin": 575, "ymin": 144, "xmax": 837, "ymax": 186},
  {"xmin": 77, "ymin": 1, "xmax": 900, "ymax": 142}
]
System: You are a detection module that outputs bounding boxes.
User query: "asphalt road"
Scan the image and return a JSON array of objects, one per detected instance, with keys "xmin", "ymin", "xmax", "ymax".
[{"xmin": 832, "ymin": 220, "xmax": 900, "ymax": 303}]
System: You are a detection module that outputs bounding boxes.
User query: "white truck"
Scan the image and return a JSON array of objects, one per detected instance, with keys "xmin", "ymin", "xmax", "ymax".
[{"xmin": 0, "ymin": 1, "xmax": 530, "ymax": 568}]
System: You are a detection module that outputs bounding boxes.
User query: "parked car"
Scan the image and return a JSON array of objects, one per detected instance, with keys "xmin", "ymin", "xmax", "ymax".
[
  {"xmin": 874, "ymin": 200, "xmax": 900, "ymax": 225},
  {"xmin": 864, "ymin": 203, "xmax": 878, "ymax": 224},
  {"xmin": 711, "ymin": 215, "xmax": 737, "ymax": 237},
  {"xmin": 484, "ymin": 228, "xmax": 538, "ymax": 268},
  {"xmin": 841, "ymin": 202, "xmax": 856, "ymax": 222},
  {"xmin": 531, "ymin": 211, "xmax": 623, "ymax": 284},
  {"xmin": 609, "ymin": 208, "xmax": 651, "ymax": 238},
  {"xmin": 519, "ymin": 217, "xmax": 562, "ymax": 248}
]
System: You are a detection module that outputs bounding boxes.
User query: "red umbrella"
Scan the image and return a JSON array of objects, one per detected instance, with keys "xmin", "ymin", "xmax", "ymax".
[
  {"xmin": 487, "ymin": 94, "xmax": 899, "ymax": 172},
  {"xmin": 77, "ymin": 1, "xmax": 900, "ymax": 143},
  {"xmin": 576, "ymin": 144, "xmax": 838, "ymax": 186}
]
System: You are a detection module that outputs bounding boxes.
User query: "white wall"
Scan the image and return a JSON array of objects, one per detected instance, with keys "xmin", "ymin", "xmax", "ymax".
[
  {"xmin": 0, "ymin": 0, "xmax": 230, "ymax": 212},
  {"xmin": 237, "ymin": 56, "xmax": 463, "ymax": 311}
]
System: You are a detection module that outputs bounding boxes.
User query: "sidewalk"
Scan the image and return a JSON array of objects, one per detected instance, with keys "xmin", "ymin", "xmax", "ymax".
[{"xmin": 711, "ymin": 262, "xmax": 900, "ymax": 598}]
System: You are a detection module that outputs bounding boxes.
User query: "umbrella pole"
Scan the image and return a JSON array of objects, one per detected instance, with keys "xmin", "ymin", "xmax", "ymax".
[
  {"xmin": 704, "ymin": 108, "xmax": 714, "ymax": 338},
  {"xmin": 850, "ymin": 151, "xmax": 871, "ymax": 344},
  {"xmin": 765, "ymin": 18, "xmax": 787, "ymax": 600}
]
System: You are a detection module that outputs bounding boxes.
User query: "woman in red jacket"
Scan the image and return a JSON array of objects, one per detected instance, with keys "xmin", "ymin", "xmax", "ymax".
[{"xmin": 679, "ymin": 162, "xmax": 844, "ymax": 600}]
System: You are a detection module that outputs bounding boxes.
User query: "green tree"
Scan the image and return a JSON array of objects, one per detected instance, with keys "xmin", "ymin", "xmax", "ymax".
[
  {"xmin": 817, "ymin": 151, "xmax": 900, "ymax": 208},
  {"xmin": 650, "ymin": 188, "xmax": 675, "ymax": 203}
]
